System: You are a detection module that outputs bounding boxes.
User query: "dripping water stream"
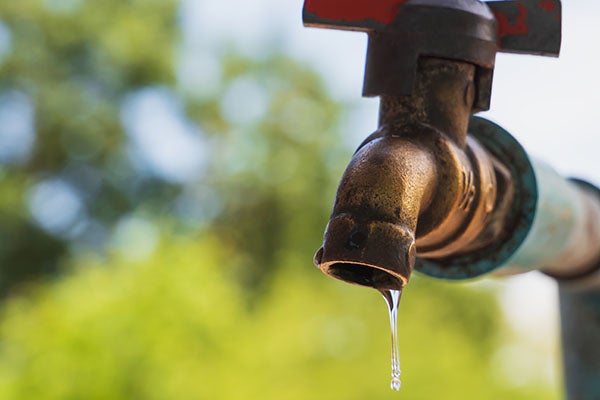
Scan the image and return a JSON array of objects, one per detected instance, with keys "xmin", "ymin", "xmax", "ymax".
[{"xmin": 381, "ymin": 289, "xmax": 402, "ymax": 391}]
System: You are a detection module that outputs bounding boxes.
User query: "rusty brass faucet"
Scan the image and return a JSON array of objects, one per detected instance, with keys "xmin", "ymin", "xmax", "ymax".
[
  {"xmin": 314, "ymin": 57, "xmax": 513, "ymax": 290},
  {"xmin": 306, "ymin": 0, "xmax": 600, "ymax": 289}
]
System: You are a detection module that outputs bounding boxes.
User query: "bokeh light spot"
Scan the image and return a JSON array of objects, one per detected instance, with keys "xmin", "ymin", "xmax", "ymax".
[
  {"xmin": 177, "ymin": 50, "xmax": 222, "ymax": 99},
  {"xmin": 0, "ymin": 21, "xmax": 12, "ymax": 63},
  {"xmin": 43, "ymin": 0, "xmax": 82, "ymax": 14},
  {"xmin": 111, "ymin": 216, "xmax": 159, "ymax": 261},
  {"xmin": 220, "ymin": 76, "xmax": 269, "ymax": 125},
  {"xmin": 121, "ymin": 87, "xmax": 208, "ymax": 184},
  {"xmin": 27, "ymin": 179, "xmax": 85, "ymax": 236},
  {"xmin": 0, "ymin": 90, "xmax": 36, "ymax": 165}
]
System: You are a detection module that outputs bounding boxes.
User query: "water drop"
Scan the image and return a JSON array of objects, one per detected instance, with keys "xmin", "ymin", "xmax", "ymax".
[{"xmin": 381, "ymin": 289, "xmax": 402, "ymax": 391}]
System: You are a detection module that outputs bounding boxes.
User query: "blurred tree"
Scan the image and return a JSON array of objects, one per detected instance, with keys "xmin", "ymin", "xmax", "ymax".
[
  {"xmin": 203, "ymin": 54, "xmax": 346, "ymax": 297},
  {"xmin": 0, "ymin": 0, "xmax": 180, "ymax": 294},
  {"xmin": 0, "ymin": 0, "xmax": 344, "ymax": 297}
]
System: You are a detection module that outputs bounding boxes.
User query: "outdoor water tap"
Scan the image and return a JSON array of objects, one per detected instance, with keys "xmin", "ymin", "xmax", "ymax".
[
  {"xmin": 304, "ymin": 0, "xmax": 600, "ymax": 290},
  {"xmin": 304, "ymin": 2, "xmax": 600, "ymax": 396},
  {"xmin": 306, "ymin": 0, "xmax": 600, "ymax": 288}
]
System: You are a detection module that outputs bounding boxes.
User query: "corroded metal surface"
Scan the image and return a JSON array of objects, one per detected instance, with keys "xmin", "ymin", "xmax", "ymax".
[
  {"xmin": 487, "ymin": 0, "xmax": 562, "ymax": 56},
  {"xmin": 416, "ymin": 116, "xmax": 537, "ymax": 280}
]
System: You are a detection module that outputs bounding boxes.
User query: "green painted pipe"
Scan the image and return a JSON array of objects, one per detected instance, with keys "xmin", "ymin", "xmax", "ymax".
[
  {"xmin": 503, "ymin": 159, "xmax": 600, "ymax": 282},
  {"xmin": 416, "ymin": 117, "xmax": 600, "ymax": 284}
]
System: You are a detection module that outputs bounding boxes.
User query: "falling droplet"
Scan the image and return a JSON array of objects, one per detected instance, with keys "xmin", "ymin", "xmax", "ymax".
[{"xmin": 381, "ymin": 289, "xmax": 402, "ymax": 391}]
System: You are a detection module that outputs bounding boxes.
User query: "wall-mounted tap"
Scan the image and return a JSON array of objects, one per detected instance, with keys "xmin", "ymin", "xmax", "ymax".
[{"xmin": 304, "ymin": 0, "xmax": 600, "ymax": 397}]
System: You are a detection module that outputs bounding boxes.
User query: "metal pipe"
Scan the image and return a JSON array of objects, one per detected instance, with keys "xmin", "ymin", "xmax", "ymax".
[
  {"xmin": 559, "ymin": 284, "xmax": 600, "ymax": 399},
  {"xmin": 416, "ymin": 118, "xmax": 600, "ymax": 287},
  {"xmin": 500, "ymin": 162, "xmax": 600, "ymax": 282}
]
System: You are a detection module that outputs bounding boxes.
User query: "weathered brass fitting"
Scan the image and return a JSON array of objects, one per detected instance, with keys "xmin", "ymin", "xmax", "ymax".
[{"xmin": 314, "ymin": 58, "xmax": 514, "ymax": 290}]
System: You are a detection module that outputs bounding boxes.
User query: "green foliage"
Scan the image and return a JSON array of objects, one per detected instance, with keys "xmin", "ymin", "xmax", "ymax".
[
  {"xmin": 0, "ymin": 0, "xmax": 346, "ymax": 297},
  {"xmin": 0, "ymin": 238, "xmax": 559, "ymax": 399},
  {"xmin": 203, "ymin": 54, "xmax": 347, "ymax": 296},
  {"xmin": 0, "ymin": 0, "xmax": 180, "ymax": 293}
]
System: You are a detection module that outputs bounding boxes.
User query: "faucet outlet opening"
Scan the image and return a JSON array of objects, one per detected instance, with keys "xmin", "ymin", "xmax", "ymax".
[{"xmin": 324, "ymin": 262, "xmax": 406, "ymax": 291}]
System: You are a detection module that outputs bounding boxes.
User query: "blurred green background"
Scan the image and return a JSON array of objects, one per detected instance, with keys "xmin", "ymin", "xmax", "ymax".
[{"xmin": 0, "ymin": 1, "xmax": 560, "ymax": 399}]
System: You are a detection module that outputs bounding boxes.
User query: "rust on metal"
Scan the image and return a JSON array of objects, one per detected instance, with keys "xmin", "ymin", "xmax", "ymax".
[
  {"xmin": 492, "ymin": 2, "xmax": 529, "ymax": 38},
  {"xmin": 486, "ymin": 0, "xmax": 561, "ymax": 56}
]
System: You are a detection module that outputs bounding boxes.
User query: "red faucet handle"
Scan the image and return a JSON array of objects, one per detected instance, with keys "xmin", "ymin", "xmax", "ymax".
[
  {"xmin": 488, "ymin": 0, "xmax": 561, "ymax": 57},
  {"xmin": 303, "ymin": 0, "xmax": 407, "ymax": 31},
  {"xmin": 303, "ymin": 0, "xmax": 561, "ymax": 57}
]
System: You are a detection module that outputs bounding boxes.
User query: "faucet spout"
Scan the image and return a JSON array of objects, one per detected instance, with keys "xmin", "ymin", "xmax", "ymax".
[{"xmin": 315, "ymin": 135, "xmax": 438, "ymax": 290}]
